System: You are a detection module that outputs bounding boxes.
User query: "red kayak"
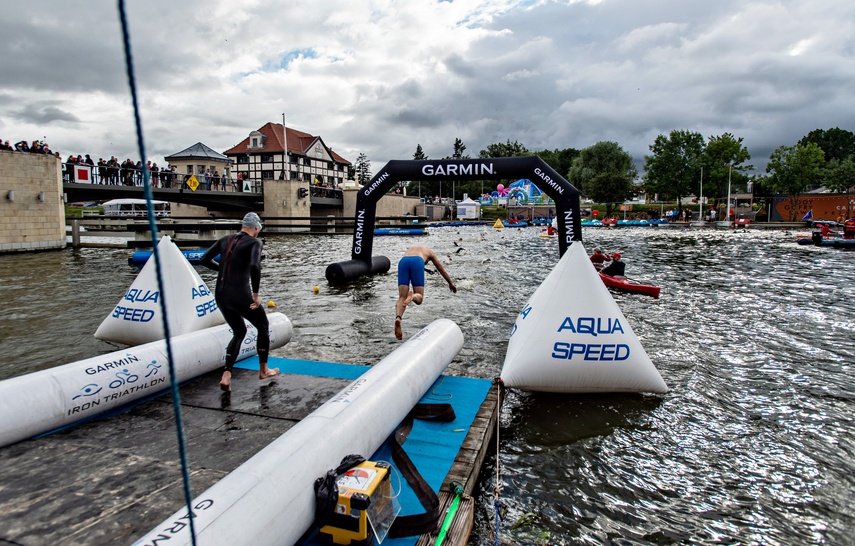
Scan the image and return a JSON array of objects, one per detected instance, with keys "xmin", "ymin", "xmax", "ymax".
[{"xmin": 598, "ymin": 271, "xmax": 661, "ymax": 298}]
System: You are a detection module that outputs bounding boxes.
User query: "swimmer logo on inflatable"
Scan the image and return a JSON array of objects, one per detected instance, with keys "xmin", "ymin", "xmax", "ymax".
[
  {"xmin": 95, "ymin": 235, "xmax": 224, "ymax": 346},
  {"xmin": 500, "ymin": 242, "xmax": 667, "ymax": 393}
]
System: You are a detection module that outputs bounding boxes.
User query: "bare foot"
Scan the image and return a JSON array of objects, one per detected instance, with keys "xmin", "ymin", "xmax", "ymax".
[
  {"xmin": 394, "ymin": 316, "xmax": 403, "ymax": 340},
  {"xmin": 219, "ymin": 371, "xmax": 231, "ymax": 392},
  {"xmin": 259, "ymin": 367, "xmax": 279, "ymax": 379}
]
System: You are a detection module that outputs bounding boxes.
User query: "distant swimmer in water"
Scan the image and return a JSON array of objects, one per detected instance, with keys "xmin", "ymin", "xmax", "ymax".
[{"xmin": 395, "ymin": 245, "xmax": 456, "ymax": 340}]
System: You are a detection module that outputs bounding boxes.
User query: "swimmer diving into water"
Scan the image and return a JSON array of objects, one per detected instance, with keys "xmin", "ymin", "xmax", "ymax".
[{"xmin": 395, "ymin": 244, "xmax": 456, "ymax": 340}]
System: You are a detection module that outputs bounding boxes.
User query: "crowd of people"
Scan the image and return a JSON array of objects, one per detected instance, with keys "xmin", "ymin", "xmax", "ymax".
[
  {"xmin": 3, "ymin": 136, "xmax": 242, "ymax": 190},
  {"xmin": 1, "ymin": 138, "xmax": 59, "ymax": 155}
]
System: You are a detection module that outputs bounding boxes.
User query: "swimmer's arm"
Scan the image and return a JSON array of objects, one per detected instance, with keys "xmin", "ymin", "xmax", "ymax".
[
  {"xmin": 428, "ymin": 253, "xmax": 456, "ymax": 293},
  {"xmin": 199, "ymin": 239, "xmax": 222, "ymax": 271}
]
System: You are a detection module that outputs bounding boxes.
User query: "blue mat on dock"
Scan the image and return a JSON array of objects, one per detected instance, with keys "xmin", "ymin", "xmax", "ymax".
[{"xmin": 235, "ymin": 356, "xmax": 492, "ymax": 545}]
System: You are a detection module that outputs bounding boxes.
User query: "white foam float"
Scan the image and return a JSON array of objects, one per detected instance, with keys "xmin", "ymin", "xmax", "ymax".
[
  {"xmin": 133, "ymin": 318, "xmax": 464, "ymax": 546},
  {"xmin": 95, "ymin": 235, "xmax": 224, "ymax": 346},
  {"xmin": 500, "ymin": 242, "xmax": 667, "ymax": 393},
  {"xmin": 0, "ymin": 312, "xmax": 292, "ymax": 448}
]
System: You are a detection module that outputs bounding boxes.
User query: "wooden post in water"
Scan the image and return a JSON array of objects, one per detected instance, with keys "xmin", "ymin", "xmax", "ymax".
[{"xmin": 71, "ymin": 219, "xmax": 80, "ymax": 248}]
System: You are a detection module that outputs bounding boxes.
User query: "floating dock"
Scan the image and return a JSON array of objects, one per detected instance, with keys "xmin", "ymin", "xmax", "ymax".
[{"xmin": 0, "ymin": 356, "xmax": 497, "ymax": 546}]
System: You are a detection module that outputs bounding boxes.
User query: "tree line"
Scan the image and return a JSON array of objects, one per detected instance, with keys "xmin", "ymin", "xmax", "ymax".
[{"xmin": 350, "ymin": 127, "xmax": 855, "ymax": 221}]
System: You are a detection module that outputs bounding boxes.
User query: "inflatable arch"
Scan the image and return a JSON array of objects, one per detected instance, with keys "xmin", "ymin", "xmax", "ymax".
[{"xmin": 325, "ymin": 157, "xmax": 582, "ymax": 284}]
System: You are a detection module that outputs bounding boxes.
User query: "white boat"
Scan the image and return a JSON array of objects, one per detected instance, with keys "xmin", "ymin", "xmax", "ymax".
[{"xmin": 103, "ymin": 198, "xmax": 170, "ymax": 217}]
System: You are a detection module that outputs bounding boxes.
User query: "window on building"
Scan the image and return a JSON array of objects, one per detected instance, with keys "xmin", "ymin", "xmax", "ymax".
[
  {"xmin": 303, "ymin": 173, "xmax": 311, "ymax": 182},
  {"xmin": 290, "ymin": 171, "xmax": 298, "ymax": 180},
  {"xmin": 186, "ymin": 165, "xmax": 193, "ymax": 174},
  {"xmin": 251, "ymin": 137, "xmax": 258, "ymax": 148},
  {"xmin": 289, "ymin": 154, "xmax": 297, "ymax": 163},
  {"xmin": 262, "ymin": 171, "xmax": 274, "ymax": 180},
  {"xmin": 237, "ymin": 155, "xmax": 249, "ymax": 164},
  {"xmin": 261, "ymin": 154, "xmax": 273, "ymax": 163},
  {"xmin": 303, "ymin": 157, "xmax": 311, "ymax": 166},
  {"xmin": 197, "ymin": 165, "xmax": 205, "ymax": 174}
]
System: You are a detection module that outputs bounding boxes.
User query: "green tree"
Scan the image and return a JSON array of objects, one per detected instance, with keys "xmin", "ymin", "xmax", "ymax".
[
  {"xmin": 823, "ymin": 156, "xmax": 855, "ymax": 218},
  {"xmin": 568, "ymin": 141, "xmax": 637, "ymax": 218},
  {"xmin": 355, "ymin": 153, "xmax": 372, "ymax": 186},
  {"xmin": 443, "ymin": 138, "xmax": 469, "ymax": 201},
  {"xmin": 643, "ymin": 130, "xmax": 705, "ymax": 211},
  {"xmin": 406, "ymin": 145, "xmax": 429, "ymax": 197},
  {"xmin": 702, "ymin": 133, "xmax": 753, "ymax": 204},
  {"xmin": 479, "ymin": 139, "xmax": 530, "ymax": 159},
  {"xmin": 766, "ymin": 143, "xmax": 825, "ymax": 221},
  {"xmin": 412, "ymin": 144, "xmax": 428, "ymax": 161},
  {"xmin": 799, "ymin": 127, "xmax": 855, "ymax": 163},
  {"xmin": 536, "ymin": 148, "xmax": 580, "ymax": 184}
]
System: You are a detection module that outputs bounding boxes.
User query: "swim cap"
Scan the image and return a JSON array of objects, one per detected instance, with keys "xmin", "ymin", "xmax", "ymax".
[
  {"xmin": 242, "ymin": 212, "xmax": 263, "ymax": 229},
  {"xmin": 612, "ymin": 253, "xmax": 621, "ymax": 259}
]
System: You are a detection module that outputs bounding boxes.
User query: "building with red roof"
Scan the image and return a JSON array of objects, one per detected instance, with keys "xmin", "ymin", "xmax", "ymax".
[{"xmin": 224, "ymin": 123, "xmax": 351, "ymax": 191}]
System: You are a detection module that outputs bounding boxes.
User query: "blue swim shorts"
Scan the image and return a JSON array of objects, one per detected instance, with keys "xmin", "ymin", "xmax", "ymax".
[{"xmin": 398, "ymin": 255, "xmax": 425, "ymax": 287}]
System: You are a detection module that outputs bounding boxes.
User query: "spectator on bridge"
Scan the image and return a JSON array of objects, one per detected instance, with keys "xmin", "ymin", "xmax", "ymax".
[
  {"xmin": 84, "ymin": 154, "xmax": 94, "ymax": 166},
  {"xmin": 0, "ymin": 140, "xmax": 13, "ymax": 151},
  {"xmin": 205, "ymin": 169, "xmax": 212, "ymax": 191},
  {"xmin": 15, "ymin": 141, "xmax": 30, "ymax": 152},
  {"xmin": 97, "ymin": 159, "xmax": 108, "ymax": 184},
  {"xmin": 150, "ymin": 163, "xmax": 160, "ymax": 187}
]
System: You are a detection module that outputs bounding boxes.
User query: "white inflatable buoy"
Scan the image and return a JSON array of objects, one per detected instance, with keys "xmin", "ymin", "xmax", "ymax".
[
  {"xmin": 134, "ymin": 318, "xmax": 464, "ymax": 546},
  {"xmin": 95, "ymin": 235, "xmax": 224, "ymax": 345},
  {"xmin": 0, "ymin": 313, "xmax": 293, "ymax": 448},
  {"xmin": 500, "ymin": 242, "xmax": 667, "ymax": 394}
]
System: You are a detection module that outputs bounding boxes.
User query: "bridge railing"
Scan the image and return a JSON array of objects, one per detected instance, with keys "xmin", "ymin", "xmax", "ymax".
[{"xmin": 61, "ymin": 164, "xmax": 256, "ymax": 193}]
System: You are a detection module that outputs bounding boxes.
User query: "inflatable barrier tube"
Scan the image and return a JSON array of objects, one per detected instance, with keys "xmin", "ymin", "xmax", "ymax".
[
  {"xmin": 374, "ymin": 228, "xmax": 426, "ymax": 235},
  {"xmin": 324, "ymin": 255, "xmax": 391, "ymax": 285},
  {"xmin": 0, "ymin": 313, "xmax": 293, "ymax": 448},
  {"xmin": 129, "ymin": 249, "xmax": 216, "ymax": 266},
  {"xmin": 134, "ymin": 318, "xmax": 464, "ymax": 546}
]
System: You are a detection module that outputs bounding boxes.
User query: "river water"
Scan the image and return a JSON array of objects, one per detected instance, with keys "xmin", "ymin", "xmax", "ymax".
[{"xmin": 0, "ymin": 226, "xmax": 852, "ymax": 545}]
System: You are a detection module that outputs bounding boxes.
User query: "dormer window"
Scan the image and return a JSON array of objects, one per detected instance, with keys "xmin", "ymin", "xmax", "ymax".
[{"xmin": 248, "ymin": 131, "xmax": 265, "ymax": 150}]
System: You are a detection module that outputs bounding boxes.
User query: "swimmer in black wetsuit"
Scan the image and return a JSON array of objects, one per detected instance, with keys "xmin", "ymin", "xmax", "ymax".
[
  {"xmin": 395, "ymin": 245, "xmax": 456, "ymax": 340},
  {"xmin": 200, "ymin": 212, "xmax": 277, "ymax": 391}
]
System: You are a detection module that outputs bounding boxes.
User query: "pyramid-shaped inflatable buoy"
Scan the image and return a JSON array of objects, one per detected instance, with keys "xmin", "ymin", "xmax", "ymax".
[
  {"xmin": 500, "ymin": 242, "xmax": 667, "ymax": 393},
  {"xmin": 95, "ymin": 235, "xmax": 224, "ymax": 346},
  {"xmin": 493, "ymin": 218, "xmax": 504, "ymax": 229}
]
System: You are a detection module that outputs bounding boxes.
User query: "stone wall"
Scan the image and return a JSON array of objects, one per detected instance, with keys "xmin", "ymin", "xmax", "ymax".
[
  {"xmin": 0, "ymin": 151, "xmax": 65, "ymax": 253},
  {"xmin": 341, "ymin": 190, "xmax": 419, "ymax": 219},
  {"xmin": 262, "ymin": 179, "xmax": 311, "ymax": 232}
]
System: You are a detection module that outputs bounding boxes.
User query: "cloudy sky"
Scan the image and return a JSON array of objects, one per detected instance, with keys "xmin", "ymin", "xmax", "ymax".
[{"xmin": 2, "ymin": 0, "xmax": 853, "ymax": 176}]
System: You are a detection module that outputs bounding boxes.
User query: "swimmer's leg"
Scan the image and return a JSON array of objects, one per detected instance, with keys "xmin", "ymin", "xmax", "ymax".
[
  {"xmin": 220, "ymin": 370, "xmax": 231, "ymax": 392},
  {"xmin": 412, "ymin": 286, "xmax": 425, "ymax": 305},
  {"xmin": 395, "ymin": 284, "xmax": 410, "ymax": 340}
]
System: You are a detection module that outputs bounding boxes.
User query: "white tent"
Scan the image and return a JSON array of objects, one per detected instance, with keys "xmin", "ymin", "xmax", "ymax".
[{"xmin": 456, "ymin": 197, "xmax": 480, "ymax": 220}]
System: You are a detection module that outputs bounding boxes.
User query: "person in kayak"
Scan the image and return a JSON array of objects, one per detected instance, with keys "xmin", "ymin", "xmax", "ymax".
[
  {"xmin": 590, "ymin": 248, "xmax": 610, "ymax": 268},
  {"xmin": 601, "ymin": 253, "xmax": 626, "ymax": 277}
]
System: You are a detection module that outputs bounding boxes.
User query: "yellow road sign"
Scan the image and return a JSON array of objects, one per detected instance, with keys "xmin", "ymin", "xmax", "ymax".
[{"xmin": 186, "ymin": 175, "xmax": 199, "ymax": 191}]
